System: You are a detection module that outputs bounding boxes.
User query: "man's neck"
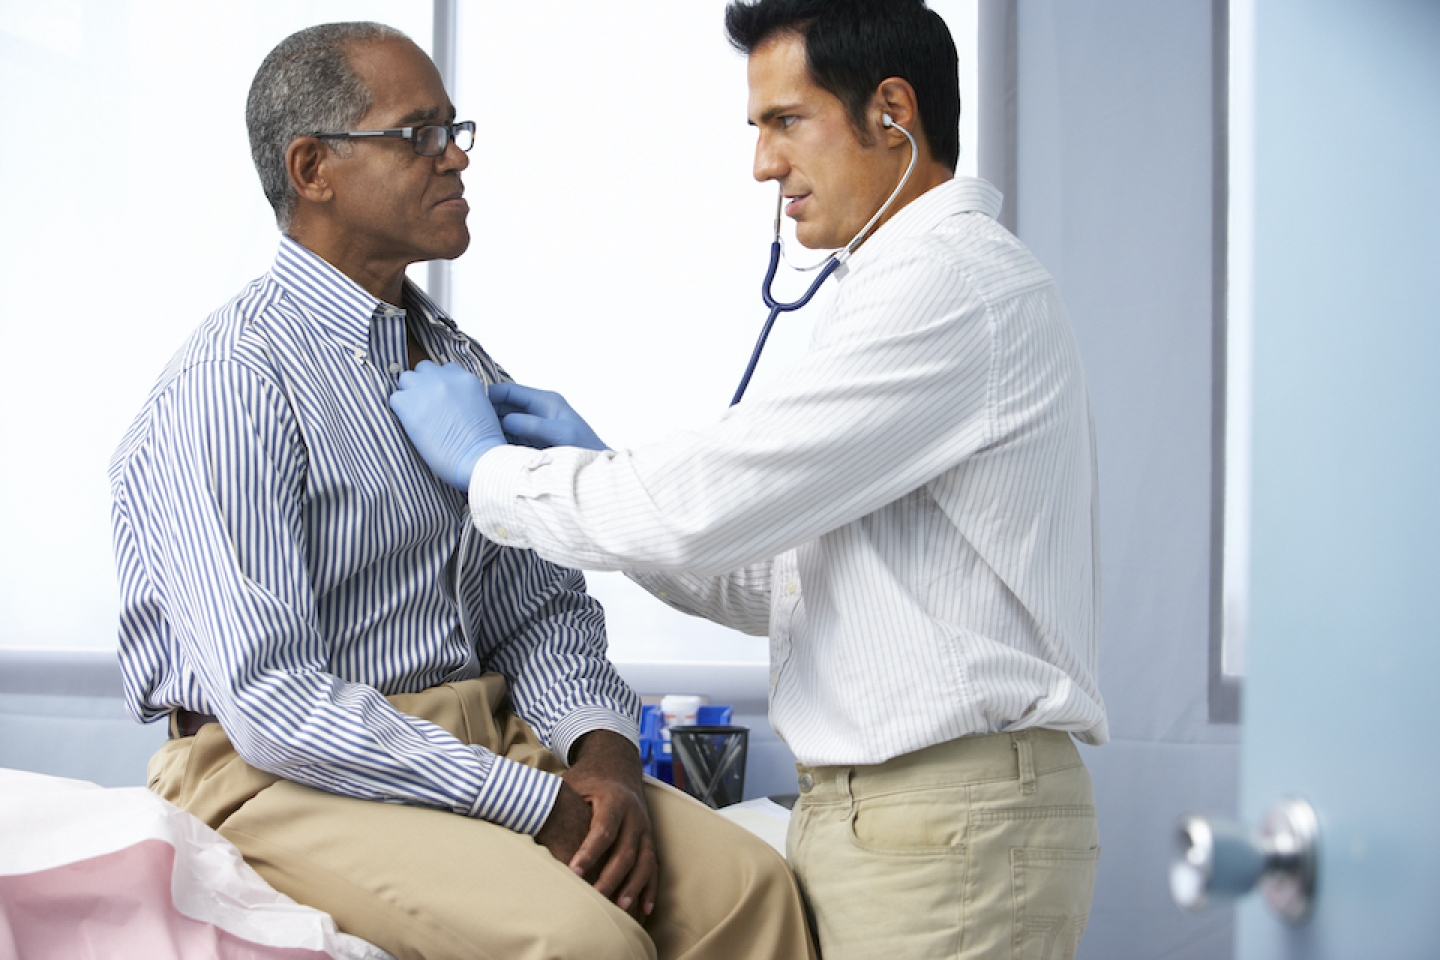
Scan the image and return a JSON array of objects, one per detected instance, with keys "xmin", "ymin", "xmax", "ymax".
[
  {"xmin": 286, "ymin": 223, "xmax": 409, "ymax": 307},
  {"xmin": 854, "ymin": 162, "xmax": 953, "ymax": 252}
]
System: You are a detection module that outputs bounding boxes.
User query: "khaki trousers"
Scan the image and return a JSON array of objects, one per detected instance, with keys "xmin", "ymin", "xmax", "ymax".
[
  {"xmin": 148, "ymin": 675, "xmax": 815, "ymax": 960},
  {"xmin": 787, "ymin": 730, "xmax": 1099, "ymax": 960}
]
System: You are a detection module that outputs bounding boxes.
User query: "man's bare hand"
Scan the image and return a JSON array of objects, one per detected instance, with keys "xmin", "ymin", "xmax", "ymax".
[
  {"xmin": 533, "ymin": 779, "xmax": 592, "ymax": 867},
  {"xmin": 535, "ymin": 730, "xmax": 658, "ymax": 921}
]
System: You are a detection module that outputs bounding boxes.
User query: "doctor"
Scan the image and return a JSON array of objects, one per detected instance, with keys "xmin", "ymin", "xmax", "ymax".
[{"xmin": 393, "ymin": 1, "xmax": 1107, "ymax": 957}]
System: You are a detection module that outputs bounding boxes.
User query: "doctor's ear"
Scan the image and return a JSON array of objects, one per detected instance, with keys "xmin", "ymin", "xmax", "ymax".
[
  {"xmin": 872, "ymin": 77, "xmax": 920, "ymax": 147},
  {"xmin": 286, "ymin": 136, "xmax": 335, "ymax": 205}
]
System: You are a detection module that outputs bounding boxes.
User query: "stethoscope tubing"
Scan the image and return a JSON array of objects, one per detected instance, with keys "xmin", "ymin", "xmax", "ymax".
[
  {"xmin": 730, "ymin": 242, "xmax": 841, "ymax": 407},
  {"xmin": 730, "ymin": 118, "xmax": 918, "ymax": 407}
]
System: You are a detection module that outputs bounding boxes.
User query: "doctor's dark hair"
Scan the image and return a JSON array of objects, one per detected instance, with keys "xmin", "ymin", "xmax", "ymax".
[
  {"xmin": 246, "ymin": 21, "xmax": 409, "ymax": 230},
  {"xmin": 724, "ymin": 0, "xmax": 960, "ymax": 171}
]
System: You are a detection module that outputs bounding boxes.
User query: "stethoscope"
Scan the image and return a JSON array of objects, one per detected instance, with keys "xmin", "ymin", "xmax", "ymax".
[{"xmin": 729, "ymin": 114, "xmax": 919, "ymax": 406}]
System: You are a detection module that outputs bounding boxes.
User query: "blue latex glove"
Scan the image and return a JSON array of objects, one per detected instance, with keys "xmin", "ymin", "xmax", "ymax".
[
  {"xmin": 490, "ymin": 382, "xmax": 609, "ymax": 451},
  {"xmin": 389, "ymin": 361, "xmax": 505, "ymax": 490}
]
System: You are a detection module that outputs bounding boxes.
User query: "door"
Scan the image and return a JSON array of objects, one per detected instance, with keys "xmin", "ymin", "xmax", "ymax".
[{"xmin": 1236, "ymin": 0, "xmax": 1439, "ymax": 955}]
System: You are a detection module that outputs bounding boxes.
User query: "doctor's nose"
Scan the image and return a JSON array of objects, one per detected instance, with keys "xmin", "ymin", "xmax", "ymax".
[{"xmin": 752, "ymin": 137, "xmax": 787, "ymax": 183}]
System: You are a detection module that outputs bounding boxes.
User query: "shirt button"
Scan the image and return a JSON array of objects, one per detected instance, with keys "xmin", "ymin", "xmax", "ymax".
[
  {"xmin": 797, "ymin": 772, "xmax": 814, "ymax": 793},
  {"xmin": 494, "ymin": 526, "xmax": 509, "ymax": 540},
  {"xmin": 388, "ymin": 361, "xmax": 403, "ymax": 375},
  {"xmin": 656, "ymin": 591, "xmax": 669, "ymax": 600},
  {"xmin": 352, "ymin": 348, "xmax": 365, "ymax": 364},
  {"xmin": 786, "ymin": 581, "xmax": 798, "ymax": 595}
]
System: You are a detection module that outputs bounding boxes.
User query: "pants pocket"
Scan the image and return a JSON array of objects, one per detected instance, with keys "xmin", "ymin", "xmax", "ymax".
[
  {"xmin": 1011, "ymin": 846, "xmax": 1101, "ymax": 960},
  {"xmin": 789, "ymin": 794, "xmax": 969, "ymax": 960},
  {"xmin": 850, "ymin": 789, "xmax": 967, "ymax": 853}
]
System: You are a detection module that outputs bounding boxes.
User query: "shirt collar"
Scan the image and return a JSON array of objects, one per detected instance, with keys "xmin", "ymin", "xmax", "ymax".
[
  {"xmin": 269, "ymin": 235, "xmax": 458, "ymax": 344},
  {"xmin": 840, "ymin": 176, "xmax": 1004, "ymax": 274},
  {"xmin": 400, "ymin": 275, "xmax": 454, "ymax": 331}
]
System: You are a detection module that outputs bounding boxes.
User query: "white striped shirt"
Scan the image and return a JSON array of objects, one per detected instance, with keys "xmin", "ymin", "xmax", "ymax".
[
  {"xmin": 469, "ymin": 178, "xmax": 1107, "ymax": 765},
  {"xmin": 110, "ymin": 237, "xmax": 638, "ymax": 833}
]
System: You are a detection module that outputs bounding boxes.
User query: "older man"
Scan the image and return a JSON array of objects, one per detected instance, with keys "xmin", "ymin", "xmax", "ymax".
[{"xmin": 109, "ymin": 22, "xmax": 813, "ymax": 960}]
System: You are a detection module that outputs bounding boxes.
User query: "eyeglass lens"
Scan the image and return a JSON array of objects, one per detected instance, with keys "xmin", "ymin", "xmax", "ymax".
[{"xmin": 416, "ymin": 122, "xmax": 475, "ymax": 156}]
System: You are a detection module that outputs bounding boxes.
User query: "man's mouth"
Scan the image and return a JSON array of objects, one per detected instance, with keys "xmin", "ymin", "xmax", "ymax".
[{"xmin": 784, "ymin": 193, "xmax": 809, "ymax": 218}]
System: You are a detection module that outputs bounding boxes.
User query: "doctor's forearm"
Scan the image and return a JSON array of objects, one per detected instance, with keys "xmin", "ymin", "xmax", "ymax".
[{"xmin": 627, "ymin": 567, "xmax": 775, "ymax": 637}]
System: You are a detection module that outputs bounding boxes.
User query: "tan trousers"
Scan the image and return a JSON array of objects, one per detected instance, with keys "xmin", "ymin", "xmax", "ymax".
[
  {"xmin": 148, "ymin": 676, "xmax": 816, "ymax": 960},
  {"xmin": 787, "ymin": 730, "xmax": 1099, "ymax": 960}
]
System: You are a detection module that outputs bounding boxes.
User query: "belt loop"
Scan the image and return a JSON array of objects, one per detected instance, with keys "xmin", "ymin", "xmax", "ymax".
[
  {"xmin": 1013, "ymin": 730, "xmax": 1037, "ymax": 795},
  {"xmin": 837, "ymin": 767, "xmax": 854, "ymax": 818}
]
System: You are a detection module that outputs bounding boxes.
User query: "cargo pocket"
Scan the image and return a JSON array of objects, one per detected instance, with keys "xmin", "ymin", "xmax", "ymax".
[{"xmin": 1011, "ymin": 845, "xmax": 1100, "ymax": 960}]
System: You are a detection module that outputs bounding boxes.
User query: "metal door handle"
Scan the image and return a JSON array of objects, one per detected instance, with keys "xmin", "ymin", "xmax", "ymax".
[{"xmin": 1170, "ymin": 796, "xmax": 1319, "ymax": 923}]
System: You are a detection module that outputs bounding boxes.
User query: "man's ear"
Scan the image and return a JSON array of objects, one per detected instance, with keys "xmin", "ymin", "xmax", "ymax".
[
  {"xmin": 873, "ymin": 77, "xmax": 923, "ymax": 152},
  {"xmin": 286, "ymin": 136, "xmax": 334, "ymax": 206}
]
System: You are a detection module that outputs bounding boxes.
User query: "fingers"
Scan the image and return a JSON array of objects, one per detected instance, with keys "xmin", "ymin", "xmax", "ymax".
[
  {"xmin": 572, "ymin": 795, "xmax": 656, "ymax": 921},
  {"xmin": 587, "ymin": 807, "xmax": 636, "ymax": 900},
  {"xmin": 394, "ymin": 361, "xmax": 488, "ymax": 404},
  {"xmin": 614, "ymin": 827, "xmax": 659, "ymax": 919},
  {"xmin": 488, "ymin": 382, "xmax": 559, "ymax": 417},
  {"xmin": 500, "ymin": 413, "xmax": 570, "ymax": 449},
  {"xmin": 485, "ymin": 380, "xmax": 517, "ymax": 414},
  {"xmin": 566, "ymin": 794, "xmax": 620, "ymax": 882},
  {"xmin": 395, "ymin": 358, "xmax": 437, "ymax": 388}
]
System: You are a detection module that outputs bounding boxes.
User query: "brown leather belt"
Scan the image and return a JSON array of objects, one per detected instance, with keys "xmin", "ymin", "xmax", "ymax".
[{"xmin": 171, "ymin": 707, "xmax": 219, "ymax": 739}]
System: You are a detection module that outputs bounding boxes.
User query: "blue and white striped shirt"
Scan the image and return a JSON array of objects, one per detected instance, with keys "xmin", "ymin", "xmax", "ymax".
[{"xmin": 110, "ymin": 237, "xmax": 638, "ymax": 834}]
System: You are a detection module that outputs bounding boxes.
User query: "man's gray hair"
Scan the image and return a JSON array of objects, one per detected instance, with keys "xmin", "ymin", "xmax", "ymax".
[{"xmin": 246, "ymin": 21, "xmax": 410, "ymax": 230}]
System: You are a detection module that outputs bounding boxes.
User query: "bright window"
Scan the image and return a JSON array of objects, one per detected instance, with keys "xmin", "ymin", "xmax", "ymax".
[
  {"xmin": 448, "ymin": 0, "xmax": 977, "ymax": 662},
  {"xmin": 1224, "ymin": 0, "xmax": 1256, "ymax": 681},
  {"xmin": 0, "ymin": 0, "xmax": 431, "ymax": 651},
  {"xmin": 0, "ymin": 1, "xmax": 977, "ymax": 662}
]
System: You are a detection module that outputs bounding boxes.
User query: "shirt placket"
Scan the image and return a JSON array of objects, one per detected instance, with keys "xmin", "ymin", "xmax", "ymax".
[
  {"xmin": 369, "ymin": 304, "xmax": 410, "ymax": 385},
  {"xmin": 393, "ymin": 301, "xmax": 494, "ymax": 652},
  {"xmin": 407, "ymin": 305, "xmax": 497, "ymax": 385}
]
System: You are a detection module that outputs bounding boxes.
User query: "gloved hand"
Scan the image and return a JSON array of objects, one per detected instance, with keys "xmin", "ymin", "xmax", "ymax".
[
  {"xmin": 389, "ymin": 361, "xmax": 505, "ymax": 490},
  {"xmin": 489, "ymin": 382, "xmax": 609, "ymax": 451}
]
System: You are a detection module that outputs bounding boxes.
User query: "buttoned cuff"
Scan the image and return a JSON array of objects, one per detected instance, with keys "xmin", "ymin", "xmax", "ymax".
[
  {"xmin": 549, "ymin": 707, "xmax": 642, "ymax": 766},
  {"xmin": 467, "ymin": 751, "xmax": 563, "ymax": 836}
]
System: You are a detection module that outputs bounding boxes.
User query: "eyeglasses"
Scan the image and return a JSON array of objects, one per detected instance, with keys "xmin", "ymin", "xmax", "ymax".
[{"xmin": 310, "ymin": 120, "xmax": 476, "ymax": 157}]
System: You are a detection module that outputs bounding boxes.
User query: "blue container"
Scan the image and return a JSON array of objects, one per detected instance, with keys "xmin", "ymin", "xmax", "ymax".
[{"xmin": 638, "ymin": 703, "xmax": 734, "ymax": 783}]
